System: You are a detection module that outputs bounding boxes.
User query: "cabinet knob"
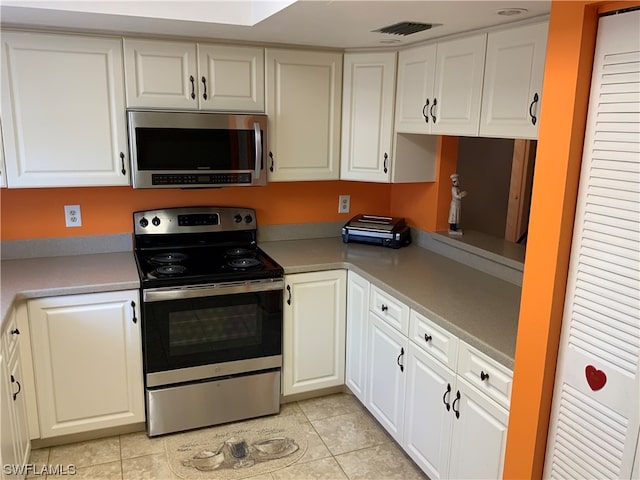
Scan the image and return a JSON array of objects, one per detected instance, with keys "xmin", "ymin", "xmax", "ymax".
[
  {"xmin": 381, "ymin": 304, "xmax": 388, "ymax": 312},
  {"xmin": 10, "ymin": 328, "xmax": 20, "ymax": 335},
  {"xmin": 424, "ymin": 334, "xmax": 432, "ymax": 343},
  {"xmin": 480, "ymin": 371, "xmax": 490, "ymax": 381}
]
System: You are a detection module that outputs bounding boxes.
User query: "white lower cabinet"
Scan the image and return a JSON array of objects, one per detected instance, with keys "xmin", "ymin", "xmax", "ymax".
[
  {"xmin": 1, "ymin": 309, "xmax": 30, "ymax": 479},
  {"xmin": 27, "ymin": 290, "xmax": 144, "ymax": 438},
  {"xmin": 345, "ymin": 275, "xmax": 512, "ymax": 478},
  {"xmin": 448, "ymin": 377, "xmax": 509, "ymax": 479},
  {"xmin": 345, "ymin": 271, "xmax": 369, "ymax": 403},
  {"xmin": 403, "ymin": 342, "xmax": 454, "ymax": 479},
  {"xmin": 282, "ymin": 270, "xmax": 346, "ymax": 396},
  {"xmin": 366, "ymin": 312, "xmax": 407, "ymax": 443}
]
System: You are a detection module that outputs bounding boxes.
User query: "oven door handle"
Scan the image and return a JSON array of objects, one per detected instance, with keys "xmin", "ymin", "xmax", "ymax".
[{"xmin": 143, "ymin": 278, "xmax": 284, "ymax": 302}]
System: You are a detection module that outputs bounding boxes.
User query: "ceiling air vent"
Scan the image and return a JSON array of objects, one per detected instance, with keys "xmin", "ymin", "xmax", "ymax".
[{"xmin": 373, "ymin": 21, "xmax": 436, "ymax": 36}]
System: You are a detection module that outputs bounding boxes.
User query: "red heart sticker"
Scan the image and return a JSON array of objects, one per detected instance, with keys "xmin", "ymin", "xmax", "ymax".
[{"xmin": 585, "ymin": 365, "xmax": 606, "ymax": 391}]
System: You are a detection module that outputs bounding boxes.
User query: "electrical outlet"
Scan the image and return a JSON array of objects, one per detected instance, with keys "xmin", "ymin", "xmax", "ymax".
[
  {"xmin": 338, "ymin": 195, "xmax": 350, "ymax": 214},
  {"xmin": 64, "ymin": 205, "xmax": 82, "ymax": 227}
]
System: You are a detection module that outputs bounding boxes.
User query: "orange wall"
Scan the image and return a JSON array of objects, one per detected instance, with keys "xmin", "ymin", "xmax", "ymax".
[
  {"xmin": 390, "ymin": 136, "xmax": 458, "ymax": 231},
  {"xmin": 0, "ymin": 181, "xmax": 391, "ymax": 240},
  {"xmin": 503, "ymin": 1, "xmax": 604, "ymax": 478}
]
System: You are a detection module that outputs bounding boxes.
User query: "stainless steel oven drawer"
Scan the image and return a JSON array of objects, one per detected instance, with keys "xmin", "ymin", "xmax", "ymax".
[{"xmin": 146, "ymin": 370, "xmax": 280, "ymax": 436}]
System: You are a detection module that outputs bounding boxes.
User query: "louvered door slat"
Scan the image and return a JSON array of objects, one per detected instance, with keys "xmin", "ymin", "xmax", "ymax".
[{"xmin": 544, "ymin": 9, "xmax": 640, "ymax": 479}]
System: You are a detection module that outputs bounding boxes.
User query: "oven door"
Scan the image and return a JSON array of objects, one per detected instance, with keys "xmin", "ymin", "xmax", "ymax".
[{"xmin": 142, "ymin": 279, "xmax": 283, "ymax": 388}]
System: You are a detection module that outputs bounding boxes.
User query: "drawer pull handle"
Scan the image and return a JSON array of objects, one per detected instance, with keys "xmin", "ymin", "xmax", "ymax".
[
  {"xmin": 120, "ymin": 152, "xmax": 126, "ymax": 175},
  {"xmin": 286, "ymin": 285, "xmax": 292, "ymax": 305},
  {"xmin": 480, "ymin": 371, "xmax": 490, "ymax": 381},
  {"xmin": 422, "ymin": 99, "xmax": 430, "ymax": 123},
  {"xmin": 269, "ymin": 151, "xmax": 274, "ymax": 172},
  {"xmin": 424, "ymin": 334, "xmax": 432, "ymax": 343},
  {"xmin": 452, "ymin": 390, "xmax": 461, "ymax": 419},
  {"xmin": 201, "ymin": 76, "xmax": 208, "ymax": 100},
  {"xmin": 397, "ymin": 347, "xmax": 404, "ymax": 372},
  {"xmin": 381, "ymin": 304, "xmax": 388, "ymax": 312},
  {"xmin": 443, "ymin": 383, "xmax": 451, "ymax": 411},
  {"xmin": 190, "ymin": 75, "xmax": 196, "ymax": 99},
  {"xmin": 131, "ymin": 301, "xmax": 137, "ymax": 324},
  {"xmin": 430, "ymin": 97, "xmax": 437, "ymax": 123},
  {"xmin": 383, "ymin": 153, "xmax": 388, "ymax": 174},
  {"xmin": 10, "ymin": 375, "xmax": 21, "ymax": 401},
  {"xmin": 10, "ymin": 328, "xmax": 20, "ymax": 335},
  {"xmin": 529, "ymin": 93, "xmax": 539, "ymax": 125}
]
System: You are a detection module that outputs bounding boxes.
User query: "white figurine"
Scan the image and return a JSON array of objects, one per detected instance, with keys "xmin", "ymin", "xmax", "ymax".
[{"xmin": 448, "ymin": 173, "xmax": 467, "ymax": 235}]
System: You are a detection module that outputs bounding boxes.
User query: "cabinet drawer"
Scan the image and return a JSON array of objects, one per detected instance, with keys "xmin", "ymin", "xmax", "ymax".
[
  {"xmin": 457, "ymin": 341, "xmax": 512, "ymax": 409},
  {"xmin": 369, "ymin": 285, "xmax": 409, "ymax": 335},
  {"xmin": 409, "ymin": 310, "xmax": 458, "ymax": 371}
]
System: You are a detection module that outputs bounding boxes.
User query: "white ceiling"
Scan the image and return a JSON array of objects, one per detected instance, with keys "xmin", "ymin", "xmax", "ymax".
[{"xmin": 0, "ymin": 0, "xmax": 551, "ymax": 50}]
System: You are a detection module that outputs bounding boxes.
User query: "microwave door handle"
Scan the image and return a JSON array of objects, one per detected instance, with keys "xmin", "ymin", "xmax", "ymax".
[{"xmin": 253, "ymin": 122, "xmax": 262, "ymax": 179}]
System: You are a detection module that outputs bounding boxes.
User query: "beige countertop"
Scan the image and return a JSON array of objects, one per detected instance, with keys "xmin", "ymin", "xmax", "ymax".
[
  {"xmin": 260, "ymin": 238, "xmax": 521, "ymax": 369},
  {"xmin": 1, "ymin": 238, "xmax": 521, "ymax": 369},
  {"xmin": 1, "ymin": 252, "xmax": 140, "ymax": 326}
]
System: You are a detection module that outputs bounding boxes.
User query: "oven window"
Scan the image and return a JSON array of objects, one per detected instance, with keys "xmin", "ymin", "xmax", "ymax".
[
  {"xmin": 143, "ymin": 289, "xmax": 282, "ymax": 374},
  {"xmin": 168, "ymin": 304, "xmax": 261, "ymax": 356}
]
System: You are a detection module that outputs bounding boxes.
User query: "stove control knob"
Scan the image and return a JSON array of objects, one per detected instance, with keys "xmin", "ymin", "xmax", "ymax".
[
  {"xmin": 139, "ymin": 217, "xmax": 149, "ymax": 228},
  {"xmin": 244, "ymin": 215, "xmax": 253, "ymax": 224},
  {"xmin": 152, "ymin": 216, "xmax": 161, "ymax": 227},
  {"xmin": 234, "ymin": 214, "xmax": 243, "ymax": 223}
]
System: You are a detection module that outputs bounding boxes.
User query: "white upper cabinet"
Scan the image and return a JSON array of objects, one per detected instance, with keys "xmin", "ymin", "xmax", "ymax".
[
  {"xmin": 265, "ymin": 48, "xmax": 342, "ymax": 181},
  {"xmin": 480, "ymin": 21, "xmax": 548, "ymax": 139},
  {"xmin": 341, "ymin": 52, "xmax": 397, "ymax": 183},
  {"xmin": 124, "ymin": 38, "xmax": 265, "ymax": 112},
  {"xmin": 395, "ymin": 44, "xmax": 437, "ymax": 134},
  {"xmin": 1, "ymin": 31, "xmax": 130, "ymax": 188},
  {"xmin": 430, "ymin": 34, "xmax": 487, "ymax": 136}
]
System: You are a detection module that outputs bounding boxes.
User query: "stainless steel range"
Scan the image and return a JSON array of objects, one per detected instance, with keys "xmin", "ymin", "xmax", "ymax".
[{"xmin": 133, "ymin": 206, "xmax": 284, "ymax": 437}]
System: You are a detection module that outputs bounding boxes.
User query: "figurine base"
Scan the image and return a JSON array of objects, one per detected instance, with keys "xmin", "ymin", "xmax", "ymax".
[{"xmin": 448, "ymin": 229, "xmax": 463, "ymax": 236}]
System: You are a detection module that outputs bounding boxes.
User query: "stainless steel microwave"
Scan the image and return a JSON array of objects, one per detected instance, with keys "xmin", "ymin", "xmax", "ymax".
[{"xmin": 127, "ymin": 110, "xmax": 267, "ymax": 189}]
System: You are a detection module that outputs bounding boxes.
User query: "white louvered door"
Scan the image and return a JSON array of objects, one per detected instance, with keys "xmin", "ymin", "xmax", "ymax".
[{"xmin": 544, "ymin": 9, "xmax": 640, "ymax": 480}]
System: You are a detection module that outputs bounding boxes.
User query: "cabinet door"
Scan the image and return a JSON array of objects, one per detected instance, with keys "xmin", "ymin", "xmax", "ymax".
[
  {"xmin": 123, "ymin": 38, "xmax": 198, "ymax": 109},
  {"xmin": 0, "ymin": 349, "xmax": 17, "ymax": 477},
  {"xmin": 448, "ymin": 378, "xmax": 509, "ymax": 480},
  {"xmin": 282, "ymin": 270, "xmax": 346, "ymax": 395},
  {"xmin": 5, "ymin": 346, "xmax": 29, "ymax": 472},
  {"xmin": 480, "ymin": 22, "xmax": 548, "ymax": 139},
  {"xmin": 403, "ymin": 343, "xmax": 455, "ymax": 480},
  {"xmin": 431, "ymin": 34, "xmax": 486, "ymax": 136},
  {"xmin": 198, "ymin": 44, "xmax": 264, "ymax": 112},
  {"xmin": 28, "ymin": 291, "xmax": 144, "ymax": 438},
  {"xmin": 366, "ymin": 312, "xmax": 407, "ymax": 443},
  {"xmin": 395, "ymin": 44, "xmax": 436, "ymax": 134},
  {"xmin": 1, "ymin": 31, "xmax": 129, "ymax": 187},
  {"xmin": 345, "ymin": 271, "xmax": 370, "ymax": 402},
  {"xmin": 341, "ymin": 52, "xmax": 396, "ymax": 183},
  {"xmin": 266, "ymin": 49, "xmax": 342, "ymax": 181}
]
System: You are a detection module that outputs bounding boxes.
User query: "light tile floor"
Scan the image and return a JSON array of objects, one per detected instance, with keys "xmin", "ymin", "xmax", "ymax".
[{"xmin": 29, "ymin": 393, "xmax": 428, "ymax": 480}]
